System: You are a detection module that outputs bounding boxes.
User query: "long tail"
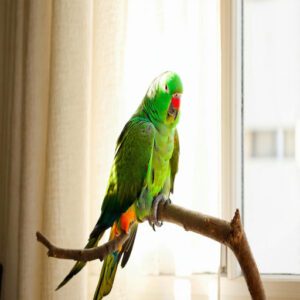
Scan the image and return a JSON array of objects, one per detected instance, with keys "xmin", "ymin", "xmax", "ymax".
[
  {"xmin": 56, "ymin": 226, "xmax": 106, "ymax": 290},
  {"xmin": 93, "ymin": 223, "xmax": 138, "ymax": 300}
]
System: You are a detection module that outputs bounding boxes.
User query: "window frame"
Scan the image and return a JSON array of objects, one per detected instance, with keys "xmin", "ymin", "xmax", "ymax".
[
  {"xmin": 221, "ymin": 0, "xmax": 243, "ymax": 280},
  {"xmin": 221, "ymin": 0, "xmax": 300, "ymax": 297}
]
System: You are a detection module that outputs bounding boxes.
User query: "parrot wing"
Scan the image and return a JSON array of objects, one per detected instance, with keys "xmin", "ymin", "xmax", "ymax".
[
  {"xmin": 57, "ymin": 118, "xmax": 155, "ymax": 290},
  {"xmin": 170, "ymin": 129, "xmax": 180, "ymax": 193},
  {"xmin": 89, "ymin": 118, "xmax": 155, "ymax": 240}
]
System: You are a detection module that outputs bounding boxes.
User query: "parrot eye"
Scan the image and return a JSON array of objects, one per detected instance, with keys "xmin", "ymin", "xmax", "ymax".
[{"xmin": 165, "ymin": 84, "xmax": 169, "ymax": 93}]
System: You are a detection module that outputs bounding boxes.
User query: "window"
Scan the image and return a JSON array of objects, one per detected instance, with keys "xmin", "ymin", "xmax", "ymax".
[
  {"xmin": 220, "ymin": 0, "xmax": 300, "ymax": 298},
  {"xmin": 243, "ymin": 0, "xmax": 300, "ymax": 276}
]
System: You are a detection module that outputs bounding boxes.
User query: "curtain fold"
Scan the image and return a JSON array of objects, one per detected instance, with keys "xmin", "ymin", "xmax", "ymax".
[
  {"xmin": 1, "ymin": 1, "xmax": 94, "ymax": 299},
  {"xmin": 42, "ymin": 0, "xmax": 94, "ymax": 299},
  {"xmin": 17, "ymin": 1, "xmax": 52, "ymax": 299}
]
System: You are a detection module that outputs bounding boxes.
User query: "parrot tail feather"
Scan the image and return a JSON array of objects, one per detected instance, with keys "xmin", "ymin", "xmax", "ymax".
[
  {"xmin": 56, "ymin": 231, "xmax": 105, "ymax": 291},
  {"xmin": 56, "ymin": 260, "xmax": 86, "ymax": 291},
  {"xmin": 93, "ymin": 223, "xmax": 138, "ymax": 300},
  {"xmin": 93, "ymin": 250, "xmax": 122, "ymax": 300}
]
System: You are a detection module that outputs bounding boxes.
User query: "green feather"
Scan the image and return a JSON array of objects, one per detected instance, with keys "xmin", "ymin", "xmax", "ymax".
[{"xmin": 93, "ymin": 251, "xmax": 121, "ymax": 300}]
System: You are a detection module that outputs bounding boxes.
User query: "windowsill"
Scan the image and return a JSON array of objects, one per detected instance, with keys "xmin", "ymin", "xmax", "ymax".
[
  {"xmin": 88, "ymin": 273, "xmax": 300, "ymax": 299},
  {"xmin": 221, "ymin": 274, "xmax": 300, "ymax": 300},
  {"xmin": 261, "ymin": 274, "xmax": 300, "ymax": 282}
]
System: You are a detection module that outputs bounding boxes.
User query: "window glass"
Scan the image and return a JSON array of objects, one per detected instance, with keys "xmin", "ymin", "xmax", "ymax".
[{"xmin": 244, "ymin": 0, "xmax": 300, "ymax": 274}]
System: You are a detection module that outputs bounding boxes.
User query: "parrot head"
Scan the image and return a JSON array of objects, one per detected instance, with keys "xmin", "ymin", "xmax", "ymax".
[{"xmin": 144, "ymin": 71, "xmax": 183, "ymax": 128}]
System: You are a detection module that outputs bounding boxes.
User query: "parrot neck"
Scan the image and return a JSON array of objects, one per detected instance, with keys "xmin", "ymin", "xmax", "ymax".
[{"xmin": 138, "ymin": 100, "xmax": 177, "ymax": 135}]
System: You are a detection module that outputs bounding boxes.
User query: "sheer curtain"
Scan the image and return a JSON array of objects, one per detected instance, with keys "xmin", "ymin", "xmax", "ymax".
[
  {"xmin": 0, "ymin": 1, "xmax": 220, "ymax": 299},
  {"xmin": 1, "ymin": 1, "xmax": 94, "ymax": 299}
]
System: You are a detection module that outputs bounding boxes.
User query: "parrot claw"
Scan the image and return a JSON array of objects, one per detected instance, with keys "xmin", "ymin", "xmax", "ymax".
[{"xmin": 148, "ymin": 194, "xmax": 170, "ymax": 231}]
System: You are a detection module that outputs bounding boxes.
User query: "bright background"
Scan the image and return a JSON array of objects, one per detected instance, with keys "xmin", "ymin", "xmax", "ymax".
[
  {"xmin": 244, "ymin": 0, "xmax": 300, "ymax": 275},
  {"xmin": 88, "ymin": 1, "xmax": 221, "ymax": 298}
]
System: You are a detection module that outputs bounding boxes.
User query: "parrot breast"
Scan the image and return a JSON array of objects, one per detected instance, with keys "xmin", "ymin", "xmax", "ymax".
[{"xmin": 148, "ymin": 128, "xmax": 175, "ymax": 196}]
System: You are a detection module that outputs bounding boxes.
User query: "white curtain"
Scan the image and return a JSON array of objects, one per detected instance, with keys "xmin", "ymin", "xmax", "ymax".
[{"xmin": 0, "ymin": 1, "xmax": 220, "ymax": 299}]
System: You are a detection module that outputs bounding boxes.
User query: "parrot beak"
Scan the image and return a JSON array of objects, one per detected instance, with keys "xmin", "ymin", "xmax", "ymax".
[{"xmin": 168, "ymin": 93, "xmax": 181, "ymax": 120}]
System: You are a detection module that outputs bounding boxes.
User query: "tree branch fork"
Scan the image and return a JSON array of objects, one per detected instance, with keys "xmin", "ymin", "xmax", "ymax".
[{"xmin": 36, "ymin": 203, "xmax": 266, "ymax": 300}]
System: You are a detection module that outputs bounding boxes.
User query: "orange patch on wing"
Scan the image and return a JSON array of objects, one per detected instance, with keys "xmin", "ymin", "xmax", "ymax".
[
  {"xmin": 110, "ymin": 222, "xmax": 123, "ymax": 252},
  {"xmin": 120, "ymin": 206, "xmax": 136, "ymax": 234}
]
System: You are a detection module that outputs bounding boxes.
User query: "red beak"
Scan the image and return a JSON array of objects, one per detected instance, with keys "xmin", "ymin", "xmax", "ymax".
[{"xmin": 171, "ymin": 93, "xmax": 181, "ymax": 110}]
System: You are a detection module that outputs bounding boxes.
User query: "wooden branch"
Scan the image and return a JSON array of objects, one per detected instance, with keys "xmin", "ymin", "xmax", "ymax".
[
  {"xmin": 36, "ymin": 231, "xmax": 129, "ymax": 262},
  {"xmin": 37, "ymin": 203, "xmax": 266, "ymax": 300},
  {"xmin": 157, "ymin": 202, "xmax": 266, "ymax": 300}
]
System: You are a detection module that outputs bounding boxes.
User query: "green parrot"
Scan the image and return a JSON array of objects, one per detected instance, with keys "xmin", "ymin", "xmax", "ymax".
[{"xmin": 57, "ymin": 71, "xmax": 183, "ymax": 299}]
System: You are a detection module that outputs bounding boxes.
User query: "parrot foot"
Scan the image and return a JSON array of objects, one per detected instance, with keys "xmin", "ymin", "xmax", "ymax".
[{"xmin": 148, "ymin": 195, "xmax": 171, "ymax": 231}]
